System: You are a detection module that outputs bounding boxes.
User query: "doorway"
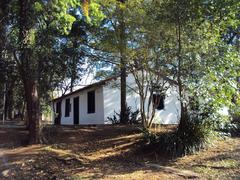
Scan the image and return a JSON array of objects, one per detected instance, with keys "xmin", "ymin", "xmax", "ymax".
[{"xmin": 73, "ymin": 97, "xmax": 79, "ymax": 125}]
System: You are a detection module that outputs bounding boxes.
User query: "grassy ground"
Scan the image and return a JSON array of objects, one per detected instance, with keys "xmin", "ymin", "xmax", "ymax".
[
  {"xmin": 172, "ymin": 137, "xmax": 240, "ymax": 179},
  {"xmin": 0, "ymin": 123, "xmax": 239, "ymax": 179}
]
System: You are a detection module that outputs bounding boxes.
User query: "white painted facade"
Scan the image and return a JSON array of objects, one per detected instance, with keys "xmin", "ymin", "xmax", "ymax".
[
  {"xmin": 103, "ymin": 74, "xmax": 180, "ymax": 124},
  {"xmin": 52, "ymin": 73, "xmax": 181, "ymax": 125},
  {"xmin": 53, "ymin": 87, "xmax": 104, "ymax": 125}
]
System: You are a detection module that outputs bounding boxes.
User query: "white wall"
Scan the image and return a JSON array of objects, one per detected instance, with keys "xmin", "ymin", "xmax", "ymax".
[
  {"xmin": 52, "ymin": 73, "xmax": 181, "ymax": 125},
  {"xmin": 53, "ymin": 86, "xmax": 104, "ymax": 125},
  {"xmin": 154, "ymin": 86, "xmax": 181, "ymax": 124},
  {"xmin": 103, "ymin": 75, "xmax": 140, "ymax": 123},
  {"xmin": 103, "ymin": 73, "xmax": 181, "ymax": 124},
  {"xmin": 103, "ymin": 82, "xmax": 120, "ymax": 123},
  {"xmin": 79, "ymin": 87, "xmax": 104, "ymax": 125},
  {"xmin": 60, "ymin": 96, "xmax": 74, "ymax": 125}
]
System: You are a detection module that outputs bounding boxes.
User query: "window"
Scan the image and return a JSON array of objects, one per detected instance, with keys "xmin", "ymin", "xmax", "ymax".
[
  {"xmin": 87, "ymin": 90, "xmax": 95, "ymax": 113},
  {"xmin": 65, "ymin": 98, "xmax": 71, "ymax": 117},
  {"xmin": 153, "ymin": 94, "xmax": 165, "ymax": 110}
]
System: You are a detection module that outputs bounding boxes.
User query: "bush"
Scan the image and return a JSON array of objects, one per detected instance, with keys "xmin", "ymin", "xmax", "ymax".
[
  {"xmin": 142, "ymin": 109, "xmax": 216, "ymax": 157},
  {"xmin": 176, "ymin": 119, "xmax": 214, "ymax": 156},
  {"xmin": 219, "ymin": 122, "xmax": 240, "ymax": 137},
  {"xmin": 142, "ymin": 123, "xmax": 214, "ymax": 157},
  {"xmin": 107, "ymin": 106, "xmax": 140, "ymax": 125},
  {"xmin": 141, "ymin": 127, "xmax": 158, "ymax": 144}
]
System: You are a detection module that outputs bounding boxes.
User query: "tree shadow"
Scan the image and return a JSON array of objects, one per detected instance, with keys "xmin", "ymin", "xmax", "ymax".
[
  {"xmin": 2, "ymin": 124, "xmax": 229, "ymax": 179},
  {"xmin": 0, "ymin": 128, "xmax": 28, "ymax": 149},
  {"xmin": 38, "ymin": 125, "xmax": 189, "ymax": 178},
  {"xmin": 43, "ymin": 125, "xmax": 143, "ymax": 154}
]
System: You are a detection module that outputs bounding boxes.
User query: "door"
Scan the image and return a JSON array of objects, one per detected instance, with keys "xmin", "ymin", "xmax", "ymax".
[
  {"xmin": 55, "ymin": 101, "xmax": 61, "ymax": 125},
  {"xmin": 73, "ymin": 97, "xmax": 79, "ymax": 125}
]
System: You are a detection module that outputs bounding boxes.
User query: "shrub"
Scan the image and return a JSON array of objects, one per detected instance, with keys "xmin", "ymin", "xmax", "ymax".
[
  {"xmin": 142, "ymin": 108, "xmax": 216, "ymax": 157},
  {"xmin": 141, "ymin": 127, "xmax": 158, "ymax": 144},
  {"xmin": 219, "ymin": 122, "xmax": 240, "ymax": 137},
  {"xmin": 107, "ymin": 106, "xmax": 140, "ymax": 125},
  {"xmin": 107, "ymin": 110, "xmax": 121, "ymax": 124}
]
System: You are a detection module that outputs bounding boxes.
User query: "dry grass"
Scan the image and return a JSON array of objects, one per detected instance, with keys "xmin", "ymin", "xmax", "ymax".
[
  {"xmin": 172, "ymin": 137, "xmax": 240, "ymax": 179},
  {"xmin": 0, "ymin": 125, "xmax": 239, "ymax": 179}
]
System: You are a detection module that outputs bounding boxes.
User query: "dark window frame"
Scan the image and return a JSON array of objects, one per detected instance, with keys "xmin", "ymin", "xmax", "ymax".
[
  {"xmin": 87, "ymin": 90, "xmax": 95, "ymax": 114},
  {"xmin": 153, "ymin": 93, "xmax": 165, "ymax": 110},
  {"xmin": 65, "ymin": 98, "xmax": 71, "ymax": 117}
]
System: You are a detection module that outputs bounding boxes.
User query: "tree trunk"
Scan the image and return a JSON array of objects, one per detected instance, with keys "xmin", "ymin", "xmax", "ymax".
[
  {"xmin": 3, "ymin": 80, "xmax": 11, "ymax": 120},
  {"xmin": 19, "ymin": 0, "xmax": 40, "ymax": 144},
  {"xmin": 19, "ymin": 47, "xmax": 40, "ymax": 143},
  {"xmin": 70, "ymin": 39, "xmax": 78, "ymax": 93},
  {"xmin": 24, "ymin": 79, "xmax": 40, "ymax": 143},
  {"xmin": 120, "ymin": 62, "xmax": 127, "ymax": 123},
  {"xmin": 6, "ymin": 80, "xmax": 15, "ymax": 120},
  {"xmin": 2, "ymin": 83, "xmax": 6, "ymax": 124},
  {"xmin": 175, "ymin": 6, "xmax": 186, "ymax": 132},
  {"xmin": 0, "ymin": 0, "xmax": 9, "ymax": 124},
  {"xmin": 119, "ymin": 0, "xmax": 127, "ymax": 124},
  {"xmin": 21, "ymin": 101, "xmax": 26, "ymax": 122}
]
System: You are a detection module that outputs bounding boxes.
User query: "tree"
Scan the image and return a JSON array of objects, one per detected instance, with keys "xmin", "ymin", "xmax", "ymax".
[
  {"xmin": 124, "ymin": 0, "xmax": 239, "ymax": 131},
  {"xmin": 17, "ymin": 0, "xmax": 41, "ymax": 143},
  {"xmin": 118, "ymin": 0, "xmax": 128, "ymax": 124},
  {"xmin": 0, "ymin": 1, "xmax": 21, "ymax": 122},
  {"xmin": 150, "ymin": 0, "xmax": 240, "ymax": 132},
  {"xmin": 13, "ymin": 0, "xmax": 104, "ymax": 143},
  {"xmin": 8, "ymin": 0, "xmax": 91, "ymax": 143},
  {"xmin": 86, "ymin": 0, "xmax": 129, "ymax": 123}
]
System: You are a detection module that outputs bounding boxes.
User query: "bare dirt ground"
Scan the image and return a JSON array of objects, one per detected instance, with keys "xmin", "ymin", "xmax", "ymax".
[{"xmin": 0, "ymin": 123, "xmax": 239, "ymax": 180}]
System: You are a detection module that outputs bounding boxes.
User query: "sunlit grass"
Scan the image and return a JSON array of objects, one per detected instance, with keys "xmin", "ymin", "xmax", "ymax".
[
  {"xmin": 206, "ymin": 159, "xmax": 238, "ymax": 168},
  {"xmin": 193, "ymin": 166, "xmax": 219, "ymax": 178},
  {"xmin": 43, "ymin": 146, "xmax": 71, "ymax": 155}
]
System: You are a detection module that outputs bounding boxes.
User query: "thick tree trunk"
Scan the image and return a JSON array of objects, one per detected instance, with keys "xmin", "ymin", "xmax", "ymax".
[
  {"xmin": 19, "ymin": 47, "xmax": 40, "ymax": 143},
  {"xmin": 19, "ymin": 0, "xmax": 40, "ymax": 144},
  {"xmin": 24, "ymin": 79, "xmax": 40, "ymax": 143}
]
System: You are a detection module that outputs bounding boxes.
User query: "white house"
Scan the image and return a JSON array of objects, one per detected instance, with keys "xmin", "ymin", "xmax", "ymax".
[{"xmin": 52, "ymin": 73, "xmax": 181, "ymax": 125}]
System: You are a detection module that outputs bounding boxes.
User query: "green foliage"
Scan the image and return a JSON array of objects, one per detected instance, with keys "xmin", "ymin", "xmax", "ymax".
[
  {"xmin": 0, "ymin": 0, "xmax": 105, "ymax": 124},
  {"xmin": 219, "ymin": 112, "xmax": 240, "ymax": 137},
  {"xmin": 89, "ymin": 0, "xmax": 239, "ymax": 131},
  {"xmin": 141, "ymin": 127, "xmax": 158, "ymax": 145},
  {"xmin": 88, "ymin": 1, "xmax": 105, "ymax": 25},
  {"xmin": 107, "ymin": 106, "xmax": 140, "ymax": 125},
  {"xmin": 142, "ymin": 101, "xmax": 222, "ymax": 157},
  {"xmin": 142, "ymin": 120, "xmax": 216, "ymax": 157},
  {"xmin": 219, "ymin": 123, "xmax": 240, "ymax": 137}
]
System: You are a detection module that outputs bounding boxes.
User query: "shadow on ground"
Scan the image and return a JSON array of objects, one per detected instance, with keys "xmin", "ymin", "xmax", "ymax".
[{"xmin": 1, "ymin": 124, "xmax": 240, "ymax": 179}]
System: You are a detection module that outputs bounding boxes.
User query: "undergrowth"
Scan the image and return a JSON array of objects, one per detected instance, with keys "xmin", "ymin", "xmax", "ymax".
[{"xmin": 141, "ymin": 110, "xmax": 217, "ymax": 158}]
